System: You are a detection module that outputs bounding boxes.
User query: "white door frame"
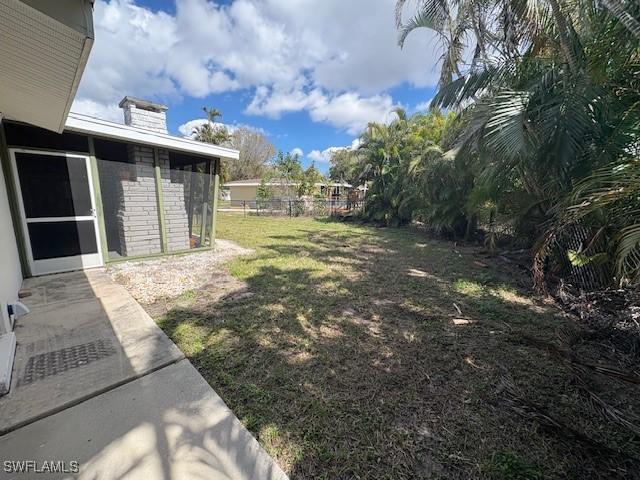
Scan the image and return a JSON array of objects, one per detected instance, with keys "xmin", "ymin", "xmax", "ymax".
[{"xmin": 9, "ymin": 148, "xmax": 103, "ymax": 276}]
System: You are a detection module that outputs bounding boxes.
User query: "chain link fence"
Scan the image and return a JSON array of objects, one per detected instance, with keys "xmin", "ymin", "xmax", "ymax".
[{"xmin": 219, "ymin": 198, "xmax": 364, "ymax": 218}]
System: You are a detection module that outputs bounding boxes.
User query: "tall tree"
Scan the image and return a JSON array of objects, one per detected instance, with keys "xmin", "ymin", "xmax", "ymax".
[
  {"xmin": 270, "ymin": 151, "xmax": 304, "ymax": 199},
  {"xmin": 228, "ymin": 127, "xmax": 275, "ymax": 181},
  {"xmin": 192, "ymin": 106, "xmax": 231, "ymax": 147},
  {"xmin": 329, "ymin": 149, "xmax": 361, "ymax": 186},
  {"xmin": 300, "ymin": 162, "xmax": 325, "ymax": 197},
  {"xmin": 192, "ymin": 107, "xmax": 232, "ymax": 183},
  {"xmin": 396, "ymin": 0, "xmax": 487, "ymax": 86}
]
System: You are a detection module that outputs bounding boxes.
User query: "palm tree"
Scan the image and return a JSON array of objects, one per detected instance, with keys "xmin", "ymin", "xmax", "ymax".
[
  {"xmin": 193, "ymin": 106, "xmax": 230, "ymax": 146},
  {"xmin": 203, "ymin": 107, "xmax": 222, "ymax": 125},
  {"xmin": 191, "ymin": 106, "xmax": 231, "ymax": 183},
  {"xmin": 396, "ymin": 0, "xmax": 476, "ymax": 87},
  {"xmin": 356, "ymin": 109, "xmax": 420, "ymax": 225},
  {"xmin": 357, "ymin": 108, "xmax": 469, "ymax": 229},
  {"xmin": 396, "ymin": 0, "xmax": 640, "ymax": 286}
]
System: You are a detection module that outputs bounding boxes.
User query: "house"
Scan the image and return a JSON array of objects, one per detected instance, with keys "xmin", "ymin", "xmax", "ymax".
[
  {"xmin": 0, "ymin": 99, "xmax": 238, "ymax": 383},
  {"xmin": 224, "ymin": 178, "xmax": 353, "ymax": 207},
  {"xmin": 0, "ymin": 1, "xmax": 239, "ymax": 394},
  {"xmin": 0, "ymin": 0, "xmax": 95, "ymax": 133},
  {"xmin": 0, "ymin": 4, "xmax": 288, "ymax": 478}
]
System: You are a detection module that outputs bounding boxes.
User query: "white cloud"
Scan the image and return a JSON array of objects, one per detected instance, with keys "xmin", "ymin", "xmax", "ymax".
[
  {"xmin": 74, "ymin": 0, "xmax": 440, "ymax": 132},
  {"xmin": 308, "ymin": 138, "xmax": 362, "ymax": 164},
  {"xmin": 307, "ymin": 91, "xmax": 399, "ymax": 135},
  {"xmin": 75, "ymin": 0, "xmax": 178, "ymax": 107},
  {"xmin": 178, "ymin": 118, "xmax": 211, "ymax": 137},
  {"xmin": 70, "ymin": 99, "xmax": 123, "ymax": 122},
  {"xmin": 307, "ymin": 145, "xmax": 349, "ymax": 164},
  {"xmin": 274, "ymin": 0, "xmax": 439, "ymax": 94},
  {"xmin": 291, "ymin": 147, "xmax": 304, "ymax": 157},
  {"xmin": 308, "ymin": 149, "xmax": 331, "ymax": 163},
  {"xmin": 245, "ymin": 86, "xmax": 311, "ymax": 118},
  {"xmin": 246, "ymin": 88, "xmax": 400, "ymax": 135},
  {"xmin": 414, "ymin": 98, "xmax": 433, "ymax": 112}
]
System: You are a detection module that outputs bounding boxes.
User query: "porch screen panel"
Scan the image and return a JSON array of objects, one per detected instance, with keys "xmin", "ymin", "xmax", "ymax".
[
  {"xmin": 15, "ymin": 153, "xmax": 92, "ymax": 217},
  {"xmin": 94, "ymin": 139, "xmax": 163, "ymax": 259},
  {"xmin": 28, "ymin": 221, "xmax": 98, "ymax": 260},
  {"xmin": 164, "ymin": 151, "xmax": 213, "ymax": 251}
]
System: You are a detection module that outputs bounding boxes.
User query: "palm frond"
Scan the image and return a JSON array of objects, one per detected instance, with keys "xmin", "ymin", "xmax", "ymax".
[
  {"xmin": 600, "ymin": 0, "xmax": 640, "ymax": 39},
  {"xmin": 398, "ymin": 0, "xmax": 450, "ymax": 47},
  {"xmin": 615, "ymin": 224, "xmax": 640, "ymax": 280},
  {"xmin": 483, "ymin": 90, "xmax": 532, "ymax": 161}
]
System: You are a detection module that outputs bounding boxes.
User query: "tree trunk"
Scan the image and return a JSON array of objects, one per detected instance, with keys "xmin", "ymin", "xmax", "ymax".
[
  {"xmin": 471, "ymin": 7, "xmax": 489, "ymax": 68},
  {"xmin": 464, "ymin": 214, "xmax": 477, "ymax": 241},
  {"xmin": 548, "ymin": 0, "xmax": 578, "ymax": 74}
]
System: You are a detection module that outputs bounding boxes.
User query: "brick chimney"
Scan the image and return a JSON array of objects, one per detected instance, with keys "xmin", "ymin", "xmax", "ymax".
[{"xmin": 118, "ymin": 96, "xmax": 168, "ymax": 134}]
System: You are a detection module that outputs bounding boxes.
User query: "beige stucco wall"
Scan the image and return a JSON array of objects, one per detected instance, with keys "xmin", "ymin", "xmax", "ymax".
[
  {"xmin": 0, "ymin": 164, "xmax": 22, "ymax": 333},
  {"xmin": 229, "ymin": 185, "xmax": 258, "ymax": 206}
]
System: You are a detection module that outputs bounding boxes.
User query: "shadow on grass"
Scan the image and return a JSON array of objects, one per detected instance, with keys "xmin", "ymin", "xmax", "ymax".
[{"xmin": 157, "ymin": 221, "xmax": 640, "ymax": 480}]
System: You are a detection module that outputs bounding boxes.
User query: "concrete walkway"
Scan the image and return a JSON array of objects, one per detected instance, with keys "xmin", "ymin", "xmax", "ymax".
[
  {"xmin": 0, "ymin": 270, "xmax": 287, "ymax": 480},
  {"xmin": 0, "ymin": 270, "xmax": 184, "ymax": 434},
  {"xmin": 0, "ymin": 360, "xmax": 286, "ymax": 479}
]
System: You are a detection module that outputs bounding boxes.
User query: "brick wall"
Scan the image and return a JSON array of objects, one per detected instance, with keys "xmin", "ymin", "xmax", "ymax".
[
  {"xmin": 117, "ymin": 146, "xmax": 190, "ymax": 256},
  {"xmin": 123, "ymin": 104, "xmax": 168, "ymax": 133},
  {"xmin": 117, "ymin": 145, "xmax": 161, "ymax": 256}
]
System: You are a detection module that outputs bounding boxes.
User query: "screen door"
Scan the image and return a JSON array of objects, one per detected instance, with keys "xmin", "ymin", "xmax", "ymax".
[{"xmin": 11, "ymin": 150, "xmax": 103, "ymax": 275}]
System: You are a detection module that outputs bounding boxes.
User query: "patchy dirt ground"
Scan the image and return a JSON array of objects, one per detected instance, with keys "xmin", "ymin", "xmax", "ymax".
[{"xmin": 108, "ymin": 239, "xmax": 253, "ymax": 304}]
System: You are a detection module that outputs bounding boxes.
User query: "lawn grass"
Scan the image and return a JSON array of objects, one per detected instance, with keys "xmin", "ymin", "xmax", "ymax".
[{"xmin": 155, "ymin": 213, "xmax": 639, "ymax": 479}]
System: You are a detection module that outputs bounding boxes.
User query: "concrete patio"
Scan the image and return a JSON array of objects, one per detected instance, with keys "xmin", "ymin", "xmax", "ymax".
[
  {"xmin": 0, "ymin": 269, "xmax": 185, "ymax": 434},
  {"xmin": 0, "ymin": 270, "xmax": 287, "ymax": 480}
]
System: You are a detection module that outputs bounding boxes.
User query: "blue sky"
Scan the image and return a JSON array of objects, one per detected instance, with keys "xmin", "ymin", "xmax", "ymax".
[{"xmin": 72, "ymin": 0, "xmax": 440, "ymax": 172}]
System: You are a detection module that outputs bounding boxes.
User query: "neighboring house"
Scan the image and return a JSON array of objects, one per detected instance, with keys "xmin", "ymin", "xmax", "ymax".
[
  {"xmin": 0, "ymin": 0, "xmax": 239, "ymax": 394},
  {"xmin": 220, "ymin": 186, "xmax": 231, "ymax": 201},
  {"xmin": 224, "ymin": 179, "xmax": 353, "ymax": 206}
]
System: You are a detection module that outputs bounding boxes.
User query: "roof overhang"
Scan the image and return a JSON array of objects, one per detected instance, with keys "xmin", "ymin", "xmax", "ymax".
[
  {"xmin": 66, "ymin": 113, "xmax": 240, "ymax": 161},
  {"xmin": 0, "ymin": 0, "xmax": 94, "ymax": 132}
]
